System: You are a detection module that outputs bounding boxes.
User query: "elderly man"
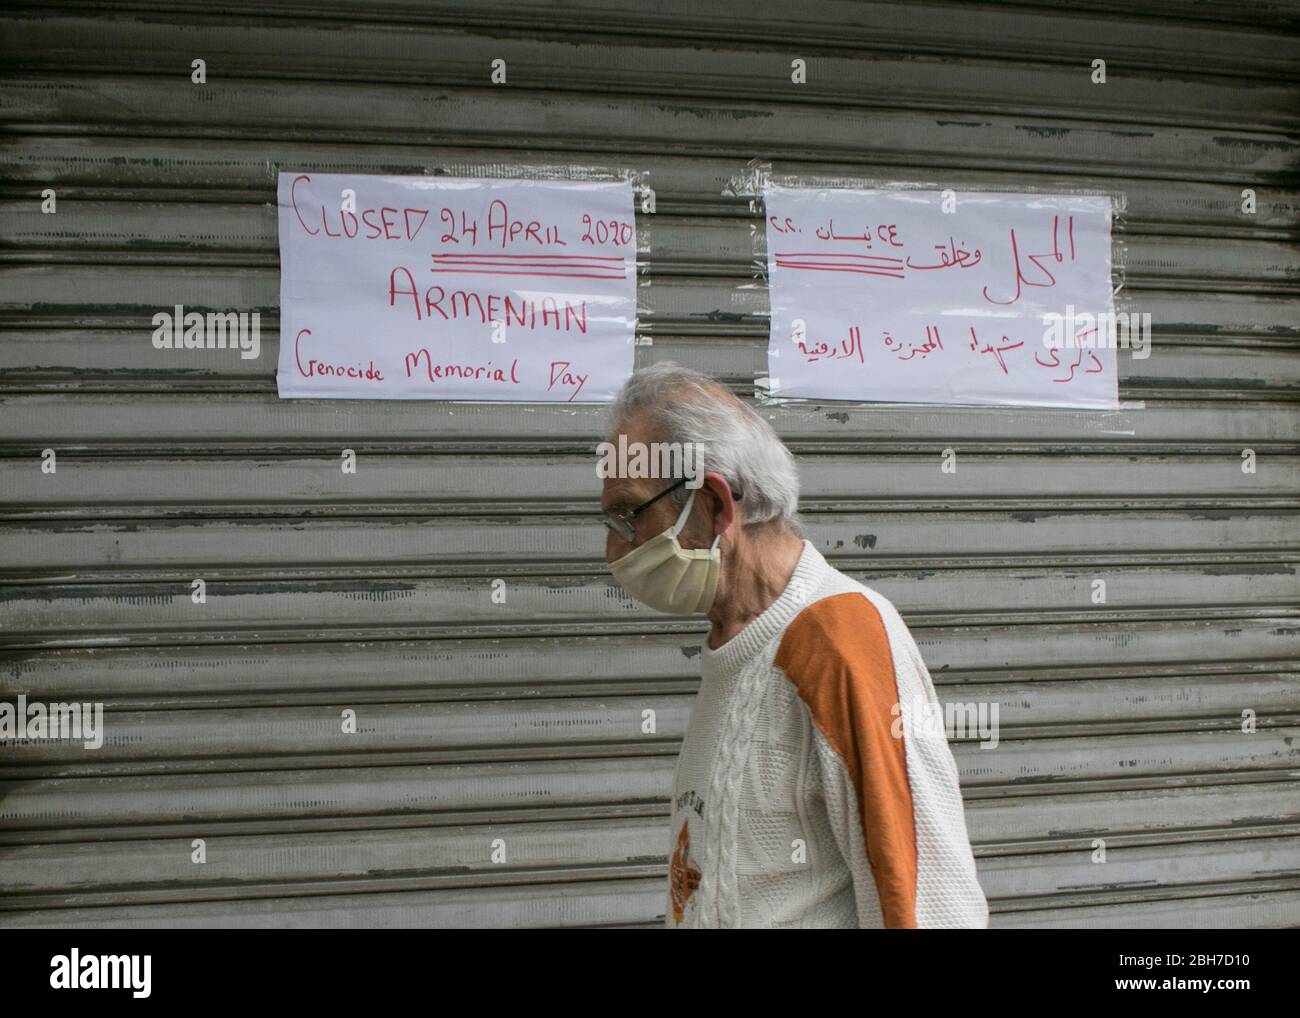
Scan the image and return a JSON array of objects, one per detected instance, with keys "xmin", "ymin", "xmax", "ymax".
[{"xmin": 599, "ymin": 362, "xmax": 988, "ymax": 929}]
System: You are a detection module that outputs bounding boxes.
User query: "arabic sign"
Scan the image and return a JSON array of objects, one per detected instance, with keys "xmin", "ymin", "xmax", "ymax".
[
  {"xmin": 276, "ymin": 173, "xmax": 638, "ymax": 401},
  {"xmin": 764, "ymin": 187, "xmax": 1118, "ymax": 409}
]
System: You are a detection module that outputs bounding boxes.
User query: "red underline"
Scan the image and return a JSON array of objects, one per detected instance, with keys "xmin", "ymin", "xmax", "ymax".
[
  {"xmin": 431, "ymin": 259, "xmax": 624, "ymax": 269},
  {"xmin": 428, "ymin": 269, "xmax": 626, "ymax": 278},
  {"xmin": 773, "ymin": 251, "xmax": 904, "ymax": 264},
  {"xmin": 774, "ymin": 262, "xmax": 905, "ymax": 278},
  {"xmin": 431, "ymin": 253, "xmax": 626, "ymax": 261}
]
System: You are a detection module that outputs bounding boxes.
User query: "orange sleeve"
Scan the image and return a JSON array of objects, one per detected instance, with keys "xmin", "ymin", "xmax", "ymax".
[{"xmin": 775, "ymin": 592, "xmax": 919, "ymax": 928}]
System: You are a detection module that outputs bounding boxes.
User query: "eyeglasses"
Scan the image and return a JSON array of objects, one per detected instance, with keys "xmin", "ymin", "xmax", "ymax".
[
  {"xmin": 601, "ymin": 477, "xmax": 689, "ymax": 543},
  {"xmin": 601, "ymin": 478, "xmax": 742, "ymax": 542}
]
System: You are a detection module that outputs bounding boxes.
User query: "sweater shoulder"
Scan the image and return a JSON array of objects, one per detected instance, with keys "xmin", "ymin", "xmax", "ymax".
[
  {"xmin": 780, "ymin": 563, "xmax": 910, "ymax": 658},
  {"xmin": 805, "ymin": 565, "xmax": 908, "ymax": 628},
  {"xmin": 776, "ymin": 585, "xmax": 901, "ymax": 692}
]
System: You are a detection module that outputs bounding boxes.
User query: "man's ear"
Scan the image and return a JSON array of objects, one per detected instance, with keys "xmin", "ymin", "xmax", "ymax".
[{"xmin": 699, "ymin": 471, "xmax": 737, "ymax": 536}]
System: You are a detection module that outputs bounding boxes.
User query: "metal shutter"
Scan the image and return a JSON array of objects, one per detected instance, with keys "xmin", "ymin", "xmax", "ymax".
[{"xmin": 1, "ymin": 1, "xmax": 1297, "ymax": 928}]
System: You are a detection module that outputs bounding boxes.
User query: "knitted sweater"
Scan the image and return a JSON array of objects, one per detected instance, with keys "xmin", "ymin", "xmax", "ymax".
[{"xmin": 666, "ymin": 539, "xmax": 988, "ymax": 929}]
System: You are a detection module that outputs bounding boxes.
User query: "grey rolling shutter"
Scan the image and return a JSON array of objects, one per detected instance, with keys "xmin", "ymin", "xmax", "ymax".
[{"xmin": 1, "ymin": 1, "xmax": 1297, "ymax": 927}]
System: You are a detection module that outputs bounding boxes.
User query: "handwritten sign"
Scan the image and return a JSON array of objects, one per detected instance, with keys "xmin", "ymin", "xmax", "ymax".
[
  {"xmin": 764, "ymin": 187, "xmax": 1118, "ymax": 409},
  {"xmin": 276, "ymin": 174, "xmax": 637, "ymax": 401}
]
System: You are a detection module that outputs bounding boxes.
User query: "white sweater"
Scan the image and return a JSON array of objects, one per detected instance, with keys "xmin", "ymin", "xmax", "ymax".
[{"xmin": 666, "ymin": 539, "xmax": 989, "ymax": 928}]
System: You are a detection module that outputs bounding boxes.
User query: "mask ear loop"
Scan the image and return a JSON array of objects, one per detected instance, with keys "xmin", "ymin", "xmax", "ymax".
[
  {"xmin": 673, "ymin": 484, "xmax": 724, "ymax": 553},
  {"xmin": 670, "ymin": 485, "xmax": 697, "ymax": 535}
]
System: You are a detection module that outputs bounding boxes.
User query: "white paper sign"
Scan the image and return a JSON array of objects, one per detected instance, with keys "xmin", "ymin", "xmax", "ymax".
[
  {"xmin": 277, "ymin": 173, "xmax": 637, "ymax": 401},
  {"xmin": 764, "ymin": 187, "xmax": 1119, "ymax": 409}
]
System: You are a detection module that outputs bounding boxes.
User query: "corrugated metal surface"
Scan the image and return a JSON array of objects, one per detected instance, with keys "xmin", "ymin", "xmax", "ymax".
[{"xmin": 1, "ymin": 1, "xmax": 1298, "ymax": 928}]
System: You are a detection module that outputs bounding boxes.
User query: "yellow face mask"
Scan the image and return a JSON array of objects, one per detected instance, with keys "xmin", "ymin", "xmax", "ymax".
[{"xmin": 609, "ymin": 486, "xmax": 721, "ymax": 615}]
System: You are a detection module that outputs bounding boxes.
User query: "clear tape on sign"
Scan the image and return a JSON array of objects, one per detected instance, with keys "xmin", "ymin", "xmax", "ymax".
[
  {"xmin": 728, "ymin": 160, "xmax": 1132, "ymax": 411},
  {"xmin": 276, "ymin": 165, "xmax": 650, "ymax": 403}
]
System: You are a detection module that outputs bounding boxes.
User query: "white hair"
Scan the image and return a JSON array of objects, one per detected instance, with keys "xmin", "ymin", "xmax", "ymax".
[{"xmin": 605, "ymin": 362, "xmax": 803, "ymax": 535}]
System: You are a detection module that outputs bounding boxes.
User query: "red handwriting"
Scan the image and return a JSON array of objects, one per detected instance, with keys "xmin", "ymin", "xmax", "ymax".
[
  {"xmin": 774, "ymin": 252, "xmax": 905, "ymax": 279},
  {"xmin": 403, "ymin": 349, "xmax": 520, "ymax": 385},
  {"xmin": 797, "ymin": 326, "xmax": 863, "ymax": 363},
  {"xmin": 905, "ymin": 237, "xmax": 982, "ymax": 271},
  {"xmin": 794, "ymin": 317, "xmax": 1102, "ymax": 386},
  {"xmin": 388, "ymin": 269, "xmax": 588, "ymax": 332},
  {"xmin": 982, "ymin": 215, "xmax": 1072, "ymax": 306},
  {"xmin": 1035, "ymin": 334, "xmax": 1105, "ymax": 382},
  {"xmin": 289, "ymin": 175, "xmax": 431, "ymax": 242},
  {"xmin": 884, "ymin": 325, "xmax": 944, "ymax": 361},
  {"xmin": 486, "ymin": 200, "xmax": 565, "ymax": 248},
  {"xmin": 548, "ymin": 361, "xmax": 589, "ymax": 400},
  {"xmin": 290, "ymin": 178, "xmax": 629, "ymax": 255},
  {"xmin": 284, "ymin": 179, "xmax": 634, "ymax": 400},
  {"xmin": 770, "ymin": 209, "xmax": 1092, "ymax": 320},
  {"xmin": 293, "ymin": 328, "xmax": 385, "ymax": 381},
  {"xmin": 580, "ymin": 214, "xmax": 634, "ymax": 246},
  {"xmin": 429, "ymin": 253, "xmax": 625, "ymax": 281},
  {"xmin": 967, "ymin": 326, "xmax": 1024, "ymax": 374},
  {"xmin": 812, "ymin": 220, "xmax": 903, "ymax": 247},
  {"xmin": 439, "ymin": 208, "xmax": 478, "ymax": 244},
  {"xmin": 769, "ymin": 216, "xmax": 904, "ymax": 249}
]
